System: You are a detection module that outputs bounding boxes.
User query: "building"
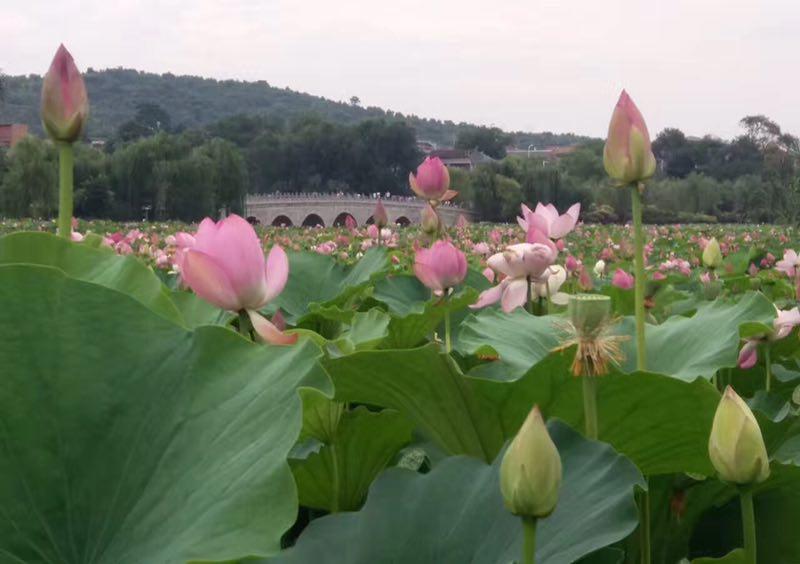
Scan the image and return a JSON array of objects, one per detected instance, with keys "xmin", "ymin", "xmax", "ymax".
[
  {"xmin": 0, "ymin": 124, "xmax": 29, "ymax": 148},
  {"xmin": 428, "ymin": 148, "xmax": 495, "ymax": 170},
  {"xmin": 505, "ymin": 145, "xmax": 578, "ymax": 165}
]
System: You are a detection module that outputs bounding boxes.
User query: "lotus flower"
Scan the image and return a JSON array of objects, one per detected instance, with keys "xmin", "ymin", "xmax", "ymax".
[
  {"xmin": 181, "ymin": 214, "xmax": 296, "ymax": 345},
  {"xmin": 708, "ymin": 386, "xmax": 770, "ymax": 484},
  {"xmin": 702, "ymin": 238, "xmax": 723, "ymax": 269},
  {"xmin": 409, "ymin": 157, "xmax": 455, "ymax": 203},
  {"xmin": 518, "ymin": 202, "xmax": 581, "ymax": 240},
  {"xmin": 414, "ymin": 240, "xmax": 467, "ymax": 295},
  {"xmin": 373, "ymin": 199, "xmax": 388, "ymax": 228},
  {"xmin": 41, "ymin": 44, "xmax": 89, "ymax": 143},
  {"xmin": 612, "ymin": 268, "xmax": 634, "ymax": 290},
  {"xmin": 421, "ymin": 204, "xmax": 441, "ymax": 235},
  {"xmin": 603, "ymin": 90, "xmax": 656, "ymax": 185},
  {"xmin": 500, "ymin": 405, "xmax": 562, "ymax": 518},
  {"xmin": 776, "ymin": 249, "xmax": 800, "ymax": 278},
  {"xmin": 532, "ymin": 264, "xmax": 569, "ymax": 305},
  {"xmin": 472, "ymin": 243, "xmax": 557, "ymax": 312}
]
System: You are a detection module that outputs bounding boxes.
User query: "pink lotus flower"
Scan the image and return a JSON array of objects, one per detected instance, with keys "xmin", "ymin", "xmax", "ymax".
[
  {"xmin": 603, "ymin": 90, "xmax": 656, "ymax": 185},
  {"xmin": 612, "ymin": 269, "xmax": 635, "ymax": 290},
  {"xmin": 565, "ymin": 255, "xmax": 579, "ymax": 273},
  {"xmin": 414, "ymin": 241, "xmax": 468, "ymax": 295},
  {"xmin": 738, "ymin": 341, "xmax": 758, "ymax": 370},
  {"xmin": 473, "ymin": 242, "xmax": 491, "ymax": 256},
  {"xmin": 472, "ymin": 243, "xmax": 557, "ymax": 312},
  {"xmin": 373, "ymin": 199, "xmax": 388, "ymax": 228},
  {"xmin": 774, "ymin": 307, "xmax": 800, "ymax": 339},
  {"xmin": 409, "ymin": 157, "xmax": 455, "ymax": 202},
  {"xmin": 181, "ymin": 214, "xmax": 296, "ymax": 345},
  {"xmin": 41, "ymin": 44, "xmax": 89, "ymax": 143},
  {"xmin": 518, "ymin": 202, "xmax": 581, "ymax": 240},
  {"xmin": 366, "ymin": 224, "xmax": 380, "ymax": 239},
  {"xmin": 776, "ymin": 249, "xmax": 800, "ymax": 278}
]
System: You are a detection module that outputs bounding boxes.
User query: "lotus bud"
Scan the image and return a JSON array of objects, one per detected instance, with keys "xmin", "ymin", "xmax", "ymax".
[
  {"xmin": 708, "ymin": 386, "xmax": 770, "ymax": 485},
  {"xmin": 373, "ymin": 199, "xmax": 388, "ymax": 228},
  {"xmin": 421, "ymin": 204, "xmax": 441, "ymax": 235},
  {"xmin": 41, "ymin": 44, "xmax": 89, "ymax": 143},
  {"xmin": 593, "ymin": 259, "xmax": 606, "ymax": 278},
  {"xmin": 499, "ymin": 406, "xmax": 562, "ymax": 518},
  {"xmin": 603, "ymin": 90, "xmax": 656, "ymax": 185},
  {"xmin": 409, "ymin": 157, "xmax": 451, "ymax": 202},
  {"xmin": 569, "ymin": 294, "xmax": 612, "ymax": 339},
  {"xmin": 702, "ymin": 238, "xmax": 723, "ymax": 269}
]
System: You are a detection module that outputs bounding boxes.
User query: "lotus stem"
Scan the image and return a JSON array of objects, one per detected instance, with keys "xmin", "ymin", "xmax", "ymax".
[
  {"xmin": 526, "ymin": 275, "xmax": 534, "ymax": 314},
  {"xmin": 237, "ymin": 310, "xmax": 250, "ymax": 339},
  {"xmin": 57, "ymin": 142, "xmax": 74, "ymax": 238},
  {"xmin": 522, "ymin": 516, "xmax": 537, "ymax": 564},
  {"xmin": 582, "ymin": 376, "xmax": 598, "ymax": 440},
  {"xmin": 630, "ymin": 183, "xmax": 647, "ymax": 371},
  {"xmin": 640, "ymin": 484, "xmax": 651, "ymax": 564},
  {"xmin": 740, "ymin": 487, "xmax": 757, "ymax": 564},
  {"xmin": 330, "ymin": 443, "xmax": 341, "ymax": 513},
  {"xmin": 764, "ymin": 347, "xmax": 771, "ymax": 392},
  {"xmin": 444, "ymin": 309, "xmax": 452, "ymax": 353}
]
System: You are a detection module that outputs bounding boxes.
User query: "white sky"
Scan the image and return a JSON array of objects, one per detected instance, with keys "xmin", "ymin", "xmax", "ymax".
[{"xmin": 2, "ymin": 0, "xmax": 797, "ymax": 139}]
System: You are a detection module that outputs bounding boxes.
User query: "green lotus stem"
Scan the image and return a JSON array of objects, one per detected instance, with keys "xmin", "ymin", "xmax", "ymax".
[
  {"xmin": 630, "ymin": 183, "xmax": 647, "ymax": 371},
  {"xmin": 237, "ymin": 310, "xmax": 250, "ymax": 339},
  {"xmin": 522, "ymin": 516, "xmax": 538, "ymax": 564},
  {"xmin": 582, "ymin": 376, "xmax": 598, "ymax": 440},
  {"xmin": 640, "ymin": 485, "xmax": 651, "ymax": 564},
  {"xmin": 740, "ymin": 487, "xmax": 756, "ymax": 564},
  {"xmin": 444, "ymin": 309, "xmax": 452, "ymax": 353},
  {"xmin": 330, "ymin": 443, "xmax": 341, "ymax": 513},
  {"xmin": 545, "ymin": 277, "xmax": 551, "ymax": 315},
  {"xmin": 713, "ymin": 371, "xmax": 719, "ymax": 390},
  {"xmin": 526, "ymin": 276, "xmax": 534, "ymax": 314},
  {"xmin": 57, "ymin": 142, "xmax": 74, "ymax": 238},
  {"xmin": 764, "ymin": 347, "xmax": 771, "ymax": 392}
]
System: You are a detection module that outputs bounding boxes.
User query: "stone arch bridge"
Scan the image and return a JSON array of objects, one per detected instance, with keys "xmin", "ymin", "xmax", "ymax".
[{"xmin": 245, "ymin": 193, "xmax": 476, "ymax": 227}]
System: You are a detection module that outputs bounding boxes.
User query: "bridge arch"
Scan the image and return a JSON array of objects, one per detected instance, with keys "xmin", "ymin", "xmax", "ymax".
[
  {"xmin": 302, "ymin": 213, "xmax": 325, "ymax": 227},
  {"xmin": 271, "ymin": 215, "xmax": 293, "ymax": 227},
  {"xmin": 395, "ymin": 216, "xmax": 411, "ymax": 226},
  {"xmin": 333, "ymin": 212, "xmax": 356, "ymax": 227}
]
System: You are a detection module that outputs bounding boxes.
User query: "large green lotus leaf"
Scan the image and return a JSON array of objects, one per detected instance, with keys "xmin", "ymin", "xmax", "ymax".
[
  {"xmin": 456, "ymin": 307, "xmax": 562, "ymax": 381},
  {"xmin": 290, "ymin": 406, "xmax": 414, "ymax": 512},
  {"xmin": 271, "ymin": 422, "xmax": 644, "ymax": 564},
  {"xmin": 692, "ymin": 550, "xmax": 745, "ymax": 563},
  {"xmin": 0, "ymin": 264, "xmax": 323, "ymax": 564},
  {"xmin": 0, "ymin": 231, "xmax": 182, "ymax": 325},
  {"xmin": 170, "ymin": 289, "xmax": 234, "ymax": 327},
  {"xmin": 325, "ymin": 346, "xmax": 721, "ymax": 475},
  {"xmin": 620, "ymin": 292, "xmax": 776, "ymax": 381},
  {"xmin": 270, "ymin": 247, "xmax": 388, "ymax": 324}
]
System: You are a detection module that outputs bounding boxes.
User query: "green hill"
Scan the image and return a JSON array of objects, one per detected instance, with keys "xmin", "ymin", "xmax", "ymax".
[{"xmin": 0, "ymin": 68, "xmax": 590, "ymax": 147}]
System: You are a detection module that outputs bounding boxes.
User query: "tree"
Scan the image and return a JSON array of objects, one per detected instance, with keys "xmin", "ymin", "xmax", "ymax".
[
  {"xmin": 349, "ymin": 96, "xmax": 361, "ymax": 107},
  {"xmin": 0, "ymin": 137, "xmax": 57, "ymax": 217},
  {"xmin": 653, "ymin": 128, "xmax": 696, "ymax": 178},
  {"xmin": 455, "ymin": 126, "xmax": 511, "ymax": 159},
  {"xmin": 117, "ymin": 102, "xmax": 174, "ymax": 142}
]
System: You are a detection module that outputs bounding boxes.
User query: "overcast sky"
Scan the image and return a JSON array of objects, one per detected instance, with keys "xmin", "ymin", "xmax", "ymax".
[{"xmin": 2, "ymin": 0, "xmax": 797, "ymax": 139}]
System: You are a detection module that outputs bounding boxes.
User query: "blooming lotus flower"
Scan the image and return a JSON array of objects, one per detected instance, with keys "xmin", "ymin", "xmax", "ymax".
[
  {"xmin": 532, "ymin": 264, "xmax": 569, "ymax": 305},
  {"xmin": 612, "ymin": 268, "xmax": 634, "ymax": 290},
  {"xmin": 500, "ymin": 405, "xmax": 562, "ymax": 518},
  {"xmin": 472, "ymin": 243, "xmax": 557, "ymax": 312},
  {"xmin": 738, "ymin": 307, "xmax": 800, "ymax": 369},
  {"xmin": 414, "ymin": 240, "xmax": 467, "ymax": 295},
  {"xmin": 518, "ymin": 202, "xmax": 581, "ymax": 240},
  {"xmin": 776, "ymin": 249, "xmax": 800, "ymax": 278},
  {"xmin": 409, "ymin": 157, "xmax": 455, "ymax": 203},
  {"xmin": 603, "ymin": 90, "xmax": 656, "ymax": 185},
  {"xmin": 708, "ymin": 386, "xmax": 770, "ymax": 484},
  {"xmin": 181, "ymin": 214, "xmax": 296, "ymax": 345},
  {"xmin": 41, "ymin": 44, "xmax": 89, "ymax": 143}
]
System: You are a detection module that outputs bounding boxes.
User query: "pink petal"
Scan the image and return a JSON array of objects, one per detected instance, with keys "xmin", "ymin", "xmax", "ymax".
[
  {"xmin": 471, "ymin": 281, "xmax": 506, "ymax": 309},
  {"xmin": 247, "ymin": 310, "xmax": 298, "ymax": 346},
  {"xmin": 501, "ymin": 279, "xmax": 529, "ymax": 313},
  {"xmin": 263, "ymin": 245, "xmax": 289, "ymax": 303},
  {"xmin": 550, "ymin": 213, "xmax": 578, "ymax": 239},
  {"xmin": 181, "ymin": 250, "xmax": 241, "ymax": 311},
  {"xmin": 738, "ymin": 341, "xmax": 758, "ymax": 370}
]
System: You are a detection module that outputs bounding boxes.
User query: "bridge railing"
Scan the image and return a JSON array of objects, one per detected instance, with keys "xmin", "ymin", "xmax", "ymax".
[{"xmin": 246, "ymin": 192, "xmax": 471, "ymax": 210}]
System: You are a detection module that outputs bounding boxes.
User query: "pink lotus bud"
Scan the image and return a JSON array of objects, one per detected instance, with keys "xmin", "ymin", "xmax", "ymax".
[
  {"xmin": 556, "ymin": 239, "xmax": 565, "ymax": 252},
  {"xmin": 409, "ymin": 157, "xmax": 451, "ymax": 201},
  {"xmin": 40, "ymin": 44, "xmax": 90, "ymax": 143},
  {"xmin": 421, "ymin": 204, "xmax": 441, "ymax": 235},
  {"xmin": 603, "ymin": 90, "xmax": 656, "ymax": 185},
  {"xmin": 345, "ymin": 214, "xmax": 358, "ymax": 231},
  {"xmin": 414, "ymin": 240, "xmax": 467, "ymax": 295},
  {"xmin": 738, "ymin": 340, "xmax": 758, "ymax": 369},
  {"xmin": 181, "ymin": 214, "xmax": 296, "ymax": 345},
  {"xmin": 456, "ymin": 214, "xmax": 470, "ymax": 229},
  {"xmin": 612, "ymin": 268, "xmax": 634, "ymax": 290},
  {"xmin": 565, "ymin": 255, "xmax": 578, "ymax": 273},
  {"xmin": 373, "ymin": 199, "xmax": 388, "ymax": 228},
  {"xmin": 473, "ymin": 242, "xmax": 490, "ymax": 256},
  {"xmin": 366, "ymin": 224, "xmax": 379, "ymax": 239}
]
